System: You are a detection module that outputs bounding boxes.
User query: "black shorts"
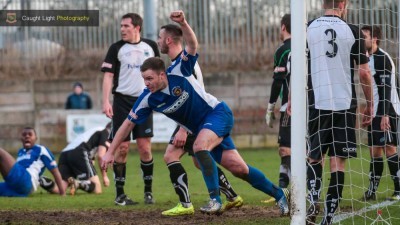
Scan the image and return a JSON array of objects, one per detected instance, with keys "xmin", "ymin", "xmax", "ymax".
[
  {"xmin": 308, "ymin": 108, "xmax": 357, "ymax": 160},
  {"xmin": 169, "ymin": 126, "xmax": 196, "ymax": 156},
  {"xmin": 110, "ymin": 93, "xmax": 153, "ymax": 141},
  {"xmin": 368, "ymin": 114, "xmax": 398, "ymax": 147},
  {"xmin": 278, "ymin": 111, "xmax": 291, "ymax": 147},
  {"xmin": 58, "ymin": 149, "xmax": 96, "ymax": 181}
]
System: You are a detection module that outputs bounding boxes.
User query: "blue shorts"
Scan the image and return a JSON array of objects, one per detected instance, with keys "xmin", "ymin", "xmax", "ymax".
[
  {"xmin": 200, "ymin": 102, "xmax": 233, "ymax": 138},
  {"xmin": 0, "ymin": 163, "xmax": 32, "ymax": 197},
  {"xmin": 210, "ymin": 136, "xmax": 236, "ymax": 164}
]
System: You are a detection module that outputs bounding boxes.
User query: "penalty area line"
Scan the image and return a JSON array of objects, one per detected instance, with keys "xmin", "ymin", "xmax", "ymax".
[{"xmin": 333, "ymin": 200, "xmax": 396, "ymax": 224}]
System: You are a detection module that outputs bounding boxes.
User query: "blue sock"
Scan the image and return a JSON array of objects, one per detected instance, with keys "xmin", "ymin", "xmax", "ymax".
[
  {"xmin": 195, "ymin": 150, "xmax": 221, "ymax": 203},
  {"xmin": 247, "ymin": 165, "xmax": 283, "ymax": 200}
]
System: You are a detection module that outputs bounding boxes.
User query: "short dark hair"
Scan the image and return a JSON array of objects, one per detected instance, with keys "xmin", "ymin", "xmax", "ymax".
[
  {"xmin": 140, "ymin": 57, "xmax": 166, "ymax": 73},
  {"xmin": 23, "ymin": 127, "xmax": 36, "ymax": 134},
  {"xmin": 122, "ymin": 13, "xmax": 143, "ymax": 32},
  {"xmin": 160, "ymin": 24, "xmax": 183, "ymax": 44},
  {"xmin": 362, "ymin": 25, "xmax": 382, "ymax": 46},
  {"xmin": 324, "ymin": 0, "xmax": 346, "ymax": 9},
  {"xmin": 281, "ymin": 14, "xmax": 291, "ymax": 34}
]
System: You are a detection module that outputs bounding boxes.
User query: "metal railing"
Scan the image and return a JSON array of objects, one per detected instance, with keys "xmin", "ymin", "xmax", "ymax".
[{"xmin": 0, "ymin": 0, "xmax": 398, "ymax": 73}]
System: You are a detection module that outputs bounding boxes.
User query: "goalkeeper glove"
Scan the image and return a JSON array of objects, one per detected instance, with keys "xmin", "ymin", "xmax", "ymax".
[{"xmin": 265, "ymin": 103, "xmax": 276, "ymax": 128}]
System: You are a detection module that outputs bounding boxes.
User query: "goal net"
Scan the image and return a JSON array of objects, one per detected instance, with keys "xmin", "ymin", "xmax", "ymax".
[{"xmin": 291, "ymin": 1, "xmax": 400, "ymax": 224}]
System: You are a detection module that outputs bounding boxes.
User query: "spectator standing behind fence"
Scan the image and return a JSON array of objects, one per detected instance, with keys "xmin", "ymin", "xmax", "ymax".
[{"xmin": 65, "ymin": 82, "xmax": 93, "ymax": 110}]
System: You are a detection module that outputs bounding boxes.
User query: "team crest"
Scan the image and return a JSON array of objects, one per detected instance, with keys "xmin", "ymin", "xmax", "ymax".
[
  {"xmin": 172, "ymin": 86, "xmax": 183, "ymax": 96},
  {"xmin": 144, "ymin": 51, "xmax": 150, "ymax": 57}
]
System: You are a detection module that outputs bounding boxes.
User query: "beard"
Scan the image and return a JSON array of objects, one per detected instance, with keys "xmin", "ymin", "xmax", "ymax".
[{"xmin": 160, "ymin": 45, "xmax": 169, "ymax": 54}]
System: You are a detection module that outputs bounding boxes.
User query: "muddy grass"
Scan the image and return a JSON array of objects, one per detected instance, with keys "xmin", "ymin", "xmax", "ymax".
[{"xmin": 0, "ymin": 205, "xmax": 282, "ymax": 225}]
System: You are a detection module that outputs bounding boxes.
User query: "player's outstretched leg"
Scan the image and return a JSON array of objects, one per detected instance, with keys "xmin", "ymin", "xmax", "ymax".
[{"xmin": 245, "ymin": 165, "xmax": 290, "ymax": 216}]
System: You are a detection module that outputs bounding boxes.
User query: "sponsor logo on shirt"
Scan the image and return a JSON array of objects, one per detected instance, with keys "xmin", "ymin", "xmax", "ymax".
[
  {"xmin": 172, "ymin": 86, "xmax": 183, "ymax": 96},
  {"xmin": 102, "ymin": 62, "xmax": 112, "ymax": 69},
  {"xmin": 144, "ymin": 51, "xmax": 150, "ymax": 57},
  {"xmin": 163, "ymin": 91, "xmax": 189, "ymax": 114},
  {"xmin": 127, "ymin": 64, "xmax": 141, "ymax": 69},
  {"xmin": 274, "ymin": 67, "xmax": 286, "ymax": 73},
  {"xmin": 129, "ymin": 110, "xmax": 138, "ymax": 119},
  {"xmin": 342, "ymin": 147, "xmax": 356, "ymax": 152}
]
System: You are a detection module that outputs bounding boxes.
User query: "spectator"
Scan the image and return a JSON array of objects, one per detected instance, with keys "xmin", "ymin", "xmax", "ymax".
[{"xmin": 65, "ymin": 82, "xmax": 93, "ymax": 110}]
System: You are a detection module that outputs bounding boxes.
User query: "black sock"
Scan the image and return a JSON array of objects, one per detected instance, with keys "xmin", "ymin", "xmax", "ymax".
[
  {"xmin": 367, "ymin": 157, "xmax": 383, "ymax": 195},
  {"xmin": 279, "ymin": 155, "xmax": 291, "ymax": 188},
  {"xmin": 307, "ymin": 162, "xmax": 322, "ymax": 203},
  {"xmin": 78, "ymin": 180, "xmax": 95, "ymax": 193},
  {"xmin": 217, "ymin": 166, "xmax": 238, "ymax": 200},
  {"xmin": 39, "ymin": 176, "xmax": 55, "ymax": 193},
  {"xmin": 141, "ymin": 158, "xmax": 154, "ymax": 193},
  {"xmin": 113, "ymin": 162, "xmax": 126, "ymax": 197},
  {"xmin": 387, "ymin": 154, "xmax": 400, "ymax": 193},
  {"xmin": 167, "ymin": 161, "xmax": 191, "ymax": 205},
  {"xmin": 323, "ymin": 171, "xmax": 344, "ymax": 225}
]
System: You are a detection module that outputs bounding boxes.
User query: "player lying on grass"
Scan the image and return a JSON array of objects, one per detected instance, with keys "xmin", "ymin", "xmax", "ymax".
[
  {"xmin": 0, "ymin": 127, "xmax": 65, "ymax": 197},
  {"xmin": 102, "ymin": 10, "xmax": 290, "ymax": 216},
  {"xmin": 39, "ymin": 123, "xmax": 112, "ymax": 195}
]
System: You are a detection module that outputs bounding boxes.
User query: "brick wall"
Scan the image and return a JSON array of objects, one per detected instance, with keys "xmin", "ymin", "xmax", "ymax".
[{"xmin": 1, "ymin": 70, "xmax": 281, "ymax": 153}]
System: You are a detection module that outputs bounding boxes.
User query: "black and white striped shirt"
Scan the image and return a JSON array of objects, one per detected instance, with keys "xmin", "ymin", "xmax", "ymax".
[{"xmin": 307, "ymin": 15, "xmax": 368, "ymax": 111}]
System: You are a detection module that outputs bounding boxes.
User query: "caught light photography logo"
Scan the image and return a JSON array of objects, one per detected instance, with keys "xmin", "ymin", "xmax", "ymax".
[
  {"xmin": 1, "ymin": 10, "xmax": 99, "ymax": 26},
  {"xmin": 6, "ymin": 12, "xmax": 16, "ymax": 24}
]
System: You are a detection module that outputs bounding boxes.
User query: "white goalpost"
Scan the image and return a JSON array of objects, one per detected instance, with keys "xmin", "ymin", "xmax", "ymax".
[{"xmin": 290, "ymin": 0, "xmax": 307, "ymax": 225}]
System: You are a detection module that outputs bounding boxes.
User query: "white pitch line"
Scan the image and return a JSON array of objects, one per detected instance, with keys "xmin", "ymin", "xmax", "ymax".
[{"xmin": 333, "ymin": 200, "xmax": 397, "ymax": 224}]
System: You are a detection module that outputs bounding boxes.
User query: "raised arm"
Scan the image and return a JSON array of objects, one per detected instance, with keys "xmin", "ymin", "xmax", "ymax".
[{"xmin": 170, "ymin": 11, "xmax": 198, "ymax": 56}]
